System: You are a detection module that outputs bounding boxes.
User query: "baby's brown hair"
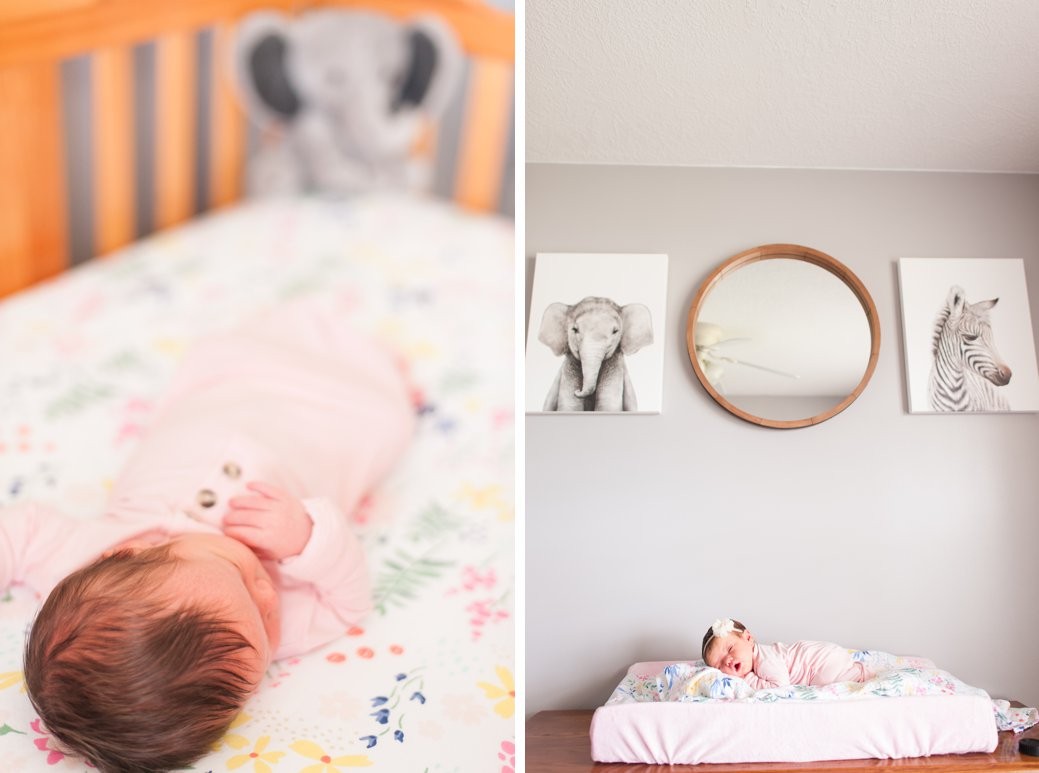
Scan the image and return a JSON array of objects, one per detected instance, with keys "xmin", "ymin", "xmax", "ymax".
[
  {"xmin": 701, "ymin": 619, "xmax": 747, "ymax": 662},
  {"xmin": 24, "ymin": 545, "xmax": 257, "ymax": 773}
]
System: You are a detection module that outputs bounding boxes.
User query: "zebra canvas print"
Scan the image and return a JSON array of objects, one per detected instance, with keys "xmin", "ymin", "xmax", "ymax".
[
  {"xmin": 898, "ymin": 258, "xmax": 1039, "ymax": 413},
  {"xmin": 928, "ymin": 286, "xmax": 1011, "ymax": 411}
]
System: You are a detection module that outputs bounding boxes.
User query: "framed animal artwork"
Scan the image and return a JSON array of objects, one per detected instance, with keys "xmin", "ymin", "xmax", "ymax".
[
  {"xmin": 897, "ymin": 258, "xmax": 1039, "ymax": 413},
  {"xmin": 525, "ymin": 253, "xmax": 668, "ymax": 414}
]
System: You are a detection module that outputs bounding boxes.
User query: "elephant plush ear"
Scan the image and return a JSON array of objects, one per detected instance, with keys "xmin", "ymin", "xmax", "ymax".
[
  {"xmin": 233, "ymin": 11, "xmax": 303, "ymax": 126},
  {"xmin": 393, "ymin": 15, "xmax": 463, "ymax": 116},
  {"xmin": 620, "ymin": 303, "xmax": 653, "ymax": 355},
  {"xmin": 538, "ymin": 303, "xmax": 572, "ymax": 357}
]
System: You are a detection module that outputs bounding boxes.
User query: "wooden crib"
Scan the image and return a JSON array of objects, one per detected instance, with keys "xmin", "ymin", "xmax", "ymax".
[{"xmin": 0, "ymin": 0, "xmax": 514, "ymax": 299}]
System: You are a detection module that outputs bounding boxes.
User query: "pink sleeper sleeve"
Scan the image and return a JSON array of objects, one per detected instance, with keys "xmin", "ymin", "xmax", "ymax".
[
  {"xmin": 0, "ymin": 502, "xmax": 193, "ymax": 598},
  {"xmin": 267, "ymin": 497, "xmax": 372, "ymax": 659},
  {"xmin": 0, "ymin": 502, "xmax": 125, "ymax": 596},
  {"xmin": 0, "ymin": 502, "xmax": 72, "ymax": 592},
  {"xmin": 794, "ymin": 641, "xmax": 870, "ymax": 685},
  {"xmin": 744, "ymin": 643, "xmax": 792, "ymax": 690}
]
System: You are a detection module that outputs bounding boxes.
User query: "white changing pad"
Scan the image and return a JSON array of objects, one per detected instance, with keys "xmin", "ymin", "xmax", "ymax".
[
  {"xmin": 591, "ymin": 658, "xmax": 1003, "ymax": 765},
  {"xmin": 592, "ymin": 696, "xmax": 997, "ymax": 765}
]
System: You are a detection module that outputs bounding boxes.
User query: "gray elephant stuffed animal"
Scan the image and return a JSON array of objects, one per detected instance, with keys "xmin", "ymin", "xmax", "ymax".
[
  {"xmin": 538, "ymin": 296, "xmax": 653, "ymax": 412},
  {"xmin": 234, "ymin": 9, "xmax": 463, "ymax": 196}
]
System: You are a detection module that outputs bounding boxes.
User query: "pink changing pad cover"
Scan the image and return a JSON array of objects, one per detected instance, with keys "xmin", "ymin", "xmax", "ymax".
[{"xmin": 591, "ymin": 657, "xmax": 1003, "ymax": 765}]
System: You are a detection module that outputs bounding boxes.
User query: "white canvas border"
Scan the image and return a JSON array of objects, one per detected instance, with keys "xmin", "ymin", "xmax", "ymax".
[
  {"xmin": 897, "ymin": 257, "xmax": 1039, "ymax": 414},
  {"xmin": 525, "ymin": 253, "xmax": 669, "ymax": 414}
]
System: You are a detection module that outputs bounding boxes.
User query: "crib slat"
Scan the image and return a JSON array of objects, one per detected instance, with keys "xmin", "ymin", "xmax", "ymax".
[
  {"xmin": 0, "ymin": 1, "xmax": 514, "ymax": 69},
  {"xmin": 454, "ymin": 57, "xmax": 513, "ymax": 212},
  {"xmin": 155, "ymin": 29, "xmax": 197, "ymax": 231},
  {"xmin": 0, "ymin": 61, "xmax": 68, "ymax": 298},
  {"xmin": 93, "ymin": 45, "xmax": 135, "ymax": 256},
  {"xmin": 300, "ymin": 0, "xmax": 514, "ymax": 61},
  {"xmin": 0, "ymin": 68, "xmax": 32, "ymax": 297},
  {"xmin": 210, "ymin": 22, "xmax": 245, "ymax": 208}
]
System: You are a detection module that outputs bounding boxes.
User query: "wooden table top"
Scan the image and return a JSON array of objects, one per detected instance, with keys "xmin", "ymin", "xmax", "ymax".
[{"xmin": 526, "ymin": 709, "xmax": 1039, "ymax": 772}]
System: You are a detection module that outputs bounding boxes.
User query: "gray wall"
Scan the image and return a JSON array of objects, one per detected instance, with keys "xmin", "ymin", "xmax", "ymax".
[{"xmin": 525, "ymin": 164, "xmax": 1039, "ymax": 716}]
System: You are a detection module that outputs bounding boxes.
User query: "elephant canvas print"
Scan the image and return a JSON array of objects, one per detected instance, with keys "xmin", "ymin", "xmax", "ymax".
[
  {"xmin": 897, "ymin": 258, "xmax": 1039, "ymax": 413},
  {"xmin": 525, "ymin": 253, "xmax": 668, "ymax": 413}
]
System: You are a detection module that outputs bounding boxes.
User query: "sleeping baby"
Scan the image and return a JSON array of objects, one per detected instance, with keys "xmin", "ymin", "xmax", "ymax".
[
  {"xmin": 2, "ymin": 303, "xmax": 415, "ymax": 773},
  {"xmin": 701, "ymin": 618, "xmax": 872, "ymax": 689}
]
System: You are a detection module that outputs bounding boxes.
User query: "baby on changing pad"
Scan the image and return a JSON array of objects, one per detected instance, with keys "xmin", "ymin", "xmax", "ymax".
[
  {"xmin": 1, "ymin": 304, "xmax": 415, "ymax": 773},
  {"xmin": 702, "ymin": 618, "xmax": 872, "ymax": 689}
]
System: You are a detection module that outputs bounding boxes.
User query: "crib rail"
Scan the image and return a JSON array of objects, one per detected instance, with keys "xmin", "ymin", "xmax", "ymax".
[{"xmin": 0, "ymin": 0, "xmax": 514, "ymax": 299}]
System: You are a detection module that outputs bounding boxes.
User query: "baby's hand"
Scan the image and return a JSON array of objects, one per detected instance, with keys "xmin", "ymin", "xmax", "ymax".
[{"xmin": 223, "ymin": 481, "xmax": 313, "ymax": 560}]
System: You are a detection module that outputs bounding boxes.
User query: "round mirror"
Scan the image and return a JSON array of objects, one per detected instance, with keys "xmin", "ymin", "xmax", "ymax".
[{"xmin": 686, "ymin": 244, "xmax": 880, "ymax": 428}]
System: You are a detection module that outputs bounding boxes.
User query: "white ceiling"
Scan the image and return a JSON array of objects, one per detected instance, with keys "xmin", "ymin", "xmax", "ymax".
[{"xmin": 526, "ymin": 0, "xmax": 1039, "ymax": 172}]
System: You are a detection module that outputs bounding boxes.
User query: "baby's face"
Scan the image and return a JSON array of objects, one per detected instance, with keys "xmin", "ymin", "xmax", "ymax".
[
  {"xmin": 706, "ymin": 631, "xmax": 754, "ymax": 678},
  {"xmin": 158, "ymin": 533, "xmax": 281, "ymax": 685}
]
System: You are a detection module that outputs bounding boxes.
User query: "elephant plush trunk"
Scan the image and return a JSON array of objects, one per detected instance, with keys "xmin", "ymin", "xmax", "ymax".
[{"xmin": 575, "ymin": 343, "xmax": 609, "ymax": 398}]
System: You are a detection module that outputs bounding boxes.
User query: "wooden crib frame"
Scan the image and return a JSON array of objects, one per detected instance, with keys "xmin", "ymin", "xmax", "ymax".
[{"xmin": 0, "ymin": 0, "xmax": 513, "ymax": 298}]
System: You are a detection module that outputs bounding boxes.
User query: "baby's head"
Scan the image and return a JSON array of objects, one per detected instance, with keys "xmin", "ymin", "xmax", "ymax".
[
  {"xmin": 701, "ymin": 618, "xmax": 754, "ymax": 678},
  {"xmin": 24, "ymin": 533, "xmax": 281, "ymax": 772}
]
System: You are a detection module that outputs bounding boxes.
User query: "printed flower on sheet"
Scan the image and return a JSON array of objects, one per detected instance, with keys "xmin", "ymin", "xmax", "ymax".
[
  {"xmin": 30, "ymin": 718, "xmax": 70, "ymax": 766},
  {"xmin": 444, "ymin": 565, "xmax": 510, "ymax": 640},
  {"xmin": 498, "ymin": 739, "xmax": 516, "ymax": 772},
  {"xmin": 477, "ymin": 665, "xmax": 515, "ymax": 718},
  {"xmin": 442, "ymin": 692, "xmax": 485, "ymax": 724},
  {"xmin": 290, "ymin": 740, "xmax": 372, "ymax": 770},
  {"xmin": 319, "ymin": 691, "xmax": 365, "ymax": 721},
  {"xmin": 226, "ymin": 735, "xmax": 285, "ymax": 773},
  {"xmin": 656, "ymin": 665, "xmax": 673, "ymax": 692},
  {"xmin": 451, "ymin": 565, "xmax": 497, "ymax": 593},
  {"xmin": 465, "ymin": 598, "xmax": 509, "ymax": 642},
  {"xmin": 212, "ymin": 711, "xmax": 252, "ymax": 751},
  {"xmin": 360, "ymin": 670, "xmax": 427, "ymax": 749},
  {"xmin": 456, "ymin": 483, "xmax": 511, "ymax": 521},
  {"xmin": 0, "ymin": 671, "xmax": 24, "ymax": 692}
]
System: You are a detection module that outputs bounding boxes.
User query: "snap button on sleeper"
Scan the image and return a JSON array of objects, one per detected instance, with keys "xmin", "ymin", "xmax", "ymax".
[
  {"xmin": 222, "ymin": 461, "xmax": 241, "ymax": 479},
  {"xmin": 197, "ymin": 489, "xmax": 217, "ymax": 508}
]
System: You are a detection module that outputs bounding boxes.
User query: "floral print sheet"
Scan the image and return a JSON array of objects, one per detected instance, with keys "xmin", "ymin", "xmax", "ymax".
[
  {"xmin": 0, "ymin": 193, "xmax": 515, "ymax": 772},
  {"xmin": 607, "ymin": 654, "xmax": 1039, "ymax": 734}
]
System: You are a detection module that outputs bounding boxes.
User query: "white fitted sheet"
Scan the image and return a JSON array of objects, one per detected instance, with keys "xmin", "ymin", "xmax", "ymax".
[
  {"xmin": 0, "ymin": 194, "xmax": 515, "ymax": 771},
  {"xmin": 591, "ymin": 694, "xmax": 998, "ymax": 764}
]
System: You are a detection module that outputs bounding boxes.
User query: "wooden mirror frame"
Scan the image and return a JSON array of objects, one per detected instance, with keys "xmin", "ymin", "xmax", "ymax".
[{"xmin": 685, "ymin": 244, "xmax": 881, "ymax": 429}]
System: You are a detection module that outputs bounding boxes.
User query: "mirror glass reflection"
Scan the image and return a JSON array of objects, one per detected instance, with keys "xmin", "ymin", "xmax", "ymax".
[{"xmin": 691, "ymin": 256, "xmax": 874, "ymax": 424}]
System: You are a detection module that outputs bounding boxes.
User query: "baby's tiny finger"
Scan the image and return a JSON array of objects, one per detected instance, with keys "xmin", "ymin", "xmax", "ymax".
[
  {"xmin": 222, "ymin": 508, "xmax": 264, "ymax": 528},
  {"xmin": 228, "ymin": 495, "xmax": 271, "ymax": 510},
  {"xmin": 246, "ymin": 480, "xmax": 289, "ymax": 500}
]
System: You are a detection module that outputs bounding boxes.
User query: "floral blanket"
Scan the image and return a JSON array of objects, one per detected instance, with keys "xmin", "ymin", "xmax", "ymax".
[
  {"xmin": 608, "ymin": 653, "xmax": 1038, "ymax": 734},
  {"xmin": 0, "ymin": 193, "xmax": 515, "ymax": 772}
]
